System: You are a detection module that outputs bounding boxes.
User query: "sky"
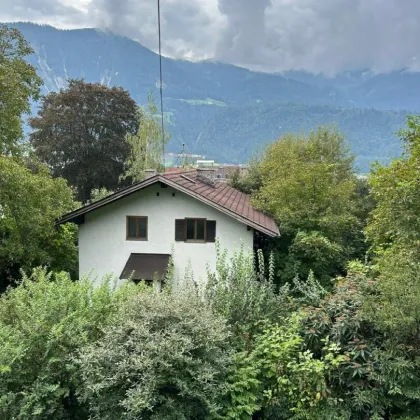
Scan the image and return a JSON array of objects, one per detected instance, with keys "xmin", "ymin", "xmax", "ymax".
[{"xmin": 1, "ymin": 0, "xmax": 420, "ymax": 74}]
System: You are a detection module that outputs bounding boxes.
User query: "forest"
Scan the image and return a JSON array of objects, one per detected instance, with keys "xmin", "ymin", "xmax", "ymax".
[{"xmin": 2, "ymin": 24, "xmax": 420, "ymax": 420}]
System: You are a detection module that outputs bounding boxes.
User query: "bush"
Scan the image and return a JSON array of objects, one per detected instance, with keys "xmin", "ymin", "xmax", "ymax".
[
  {"xmin": 76, "ymin": 287, "xmax": 232, "ymax": 420},
  {"xmin": 0, "ymin": 268, "xmax": 134, "ymax": 419}
]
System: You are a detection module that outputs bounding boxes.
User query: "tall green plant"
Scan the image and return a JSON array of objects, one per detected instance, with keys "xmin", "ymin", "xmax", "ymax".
[{"xmin": 205, "ymin": 243, "xmax": 289, "ymax": 350}]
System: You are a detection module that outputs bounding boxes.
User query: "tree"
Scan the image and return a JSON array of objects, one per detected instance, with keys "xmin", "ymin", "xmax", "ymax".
[
  {"xmin": 0, "ymin": 24, "xmax": 42, "ymax": 155},
  {"xmin": 0, "ymin": 156, "xmax": 77, "ymax": 290},
  {"xmin": 367, "ymin": 116, "xmax": 420, "ymax": 253},
  {"xmin": 121, "ymin": 92, "xmax": 169, "ymax": 183},
  {"xmin": 30, "ymin": 79, "xmax": 139, "ymax": 202},
  {"xmin": 252, "ymin": 126, "xmax": 360, "ymax": 285}
]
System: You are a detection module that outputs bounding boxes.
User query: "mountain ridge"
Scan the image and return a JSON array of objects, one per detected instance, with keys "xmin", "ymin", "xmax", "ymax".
[{"xmin": 7, "ymin": 22, "xmax": 419, "ymax": 170}]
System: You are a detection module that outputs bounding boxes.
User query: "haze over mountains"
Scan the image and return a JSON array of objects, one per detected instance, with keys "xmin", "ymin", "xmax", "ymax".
[{"xmin": 11, "ymin": 22, "xmax": 420, "ymax": 171}]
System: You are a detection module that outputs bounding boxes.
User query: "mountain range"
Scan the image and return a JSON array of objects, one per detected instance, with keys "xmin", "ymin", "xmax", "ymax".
[{"xmin": 9, "ymin": 22, "xmax": 420, "ymax": 171}]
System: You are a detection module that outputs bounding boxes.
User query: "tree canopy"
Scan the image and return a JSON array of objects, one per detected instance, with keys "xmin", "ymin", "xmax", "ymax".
[
  {"xmin": 250, "ymin": 126, "xmax": 362, "ymax": 284},
  {"xmin": 30, "ymin": 79, "xmax": 139, "ymax": 202},
  {"xmin": 0, "ymin": 24, "xmax": 42, "ymax": 155},
  {"xmin": 0, "ymin": 156, "xmax": 78, "ymax": 291}
]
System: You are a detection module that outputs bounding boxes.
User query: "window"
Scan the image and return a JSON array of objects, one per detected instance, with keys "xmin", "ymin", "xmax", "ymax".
[
  {"xmin": 175, "ymin": 219, "xmax": 216, "ymax": 242},
  {"xmin": 126, "ymin": 216, "xmax": 148, "ymax": 240}
]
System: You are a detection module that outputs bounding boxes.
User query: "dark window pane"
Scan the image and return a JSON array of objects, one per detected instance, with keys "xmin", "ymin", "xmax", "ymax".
[
  {"xmin": 186, "ymin": 219, "xmax": 195, "ymax": 240},
  {"xmin": 206, "ymin": 220, "xmax": 216, "ymax": 242},
  {"xmin": 138, "ymin": 218, "xmax": 147, "ymax": 239},
  {"xmin": 128, "ymin": 217, "xmax": 137, "ymax": 238},
  {"xmin": 196, "ymin": 219, "xmax": 205, "ymax": 240},
  {"xmin": 175, "ymin": 219, "xmax": 185, "ymax": 241}
]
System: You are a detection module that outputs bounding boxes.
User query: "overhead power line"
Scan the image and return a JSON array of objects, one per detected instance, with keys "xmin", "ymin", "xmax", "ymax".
[{"xmin": 157, "ymin": 0, "xmax": 166, "ymax": 169}]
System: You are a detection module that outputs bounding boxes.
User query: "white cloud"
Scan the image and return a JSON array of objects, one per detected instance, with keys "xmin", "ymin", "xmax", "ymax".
[{"xmin": 1, "ymin": 0, "xmax": 420, "ymax": 73}]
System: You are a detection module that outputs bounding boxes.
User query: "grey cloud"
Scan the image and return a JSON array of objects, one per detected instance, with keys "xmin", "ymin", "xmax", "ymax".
[
  {"xmin": 1, "ymin": 0, "xmax": 420, "ymax": 73},
  {"xmin": 89, "ymin": 0, "xmax": 420, "ymax": 73},
  {"xmin": 216, "ymin": 0, "xmax": 272, "ymax": 64},
  {"xmin": 0, "ymin": 0, "xmax": 88, "ymax": 27},
  {"xmin": 88, "ymin": 0, "xmax": 224, "ymax": 59},
  {"xmin": 258, "ymin": 0, "xmax": 420, "ymax": 74}
]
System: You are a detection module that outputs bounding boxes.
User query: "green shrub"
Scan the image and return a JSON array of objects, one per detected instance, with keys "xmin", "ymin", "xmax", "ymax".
[
  {"xmin": 0, "ymin": 267, "xmax": 135, "ymax": 419},
  {"xmin": 76, "ymin": 287, "xmax": 231, "ymax": 420}
]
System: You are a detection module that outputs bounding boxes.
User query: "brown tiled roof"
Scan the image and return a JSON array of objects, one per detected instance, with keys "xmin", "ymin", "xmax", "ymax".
[
  {"xmin": 162, "ymin": 170, "xmax": 278, "ymax": 236},
  {"xmin": 57, "ymin": 170, "xmax": 279, "ymax": 237}
]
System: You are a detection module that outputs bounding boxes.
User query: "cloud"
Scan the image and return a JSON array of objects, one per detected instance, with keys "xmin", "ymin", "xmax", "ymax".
[
  {"xmin": 1, "ymin": 0, "xmax": 420, "ymax": 74},
  {"xmin": 88, "ymin": 0, "xmax": 224, "ymax": 60},
  {"xmin": 0, "ymin": 0, "xmax": 90, "ymax": 28}
]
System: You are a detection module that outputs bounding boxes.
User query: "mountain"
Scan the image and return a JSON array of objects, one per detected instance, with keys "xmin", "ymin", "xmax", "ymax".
[
  {"xmin": 196, "ymin": 104, "xmax": 407, "ymax": 171},
  {"xmin": 8, "ymin": 22, "xmax": 420, "ymax": 171}
]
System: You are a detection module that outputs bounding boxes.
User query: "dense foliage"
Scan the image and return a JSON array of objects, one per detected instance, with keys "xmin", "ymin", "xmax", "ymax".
[
  {"xmin": 241, "ymin": 127, "xmax": 365, "ymax": 286},
  {"xmin": 30, "ymin": 79, "xmax": 138, "ymax": 202},
  {"xmin": 77, "ymin": 287, "xmax": 231, "ymax": 420},
  {"xmin": 0, "ymin": 24, "xmax": 42, "ymax": 155},
  {"xmin": 0, "ymin": 156, "xmax": 78, "ymax": 291},
  {"xmin": 0, "ymin": 269, "xmax": 134, "ymax": 419}
]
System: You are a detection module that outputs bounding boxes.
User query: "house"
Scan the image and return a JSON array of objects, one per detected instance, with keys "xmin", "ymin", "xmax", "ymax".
[{"xmin": 56, "ymin": 168, "xmax": 279, "ymax": 285}]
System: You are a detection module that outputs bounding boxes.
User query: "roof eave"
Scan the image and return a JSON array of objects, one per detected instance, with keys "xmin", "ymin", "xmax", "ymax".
[{"xmin": 55, "ymin": 175, "xmax": 160, "ymax": 225}]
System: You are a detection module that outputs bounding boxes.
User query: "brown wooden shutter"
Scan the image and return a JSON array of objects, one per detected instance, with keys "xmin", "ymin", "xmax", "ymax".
[
  {"xmin": 206, "ymin": 220, "xmax": 216, "ymax": 242},
  {"xmin": 175, "ymin": 219, "xmax": 185, "ymax": 241}
]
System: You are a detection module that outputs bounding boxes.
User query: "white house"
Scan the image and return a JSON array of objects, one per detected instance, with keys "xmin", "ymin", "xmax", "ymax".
[{"xmin": 57, "ymin": 168, "xmax": 279, "ymax": 285}]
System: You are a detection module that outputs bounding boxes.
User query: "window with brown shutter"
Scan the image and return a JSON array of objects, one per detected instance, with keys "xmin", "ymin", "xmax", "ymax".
[
  {"xmin": 126, "ymin": 216, "xmax": 148, "ymax": 240},
  {"xmin": 174, "ymin": 219, "xmax": 216, "ymax": 242}
]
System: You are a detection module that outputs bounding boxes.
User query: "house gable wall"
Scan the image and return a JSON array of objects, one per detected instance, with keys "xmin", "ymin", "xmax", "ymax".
[{"xmin": 78, "ymin": 183, "xmax": 253, "ymax": 285}]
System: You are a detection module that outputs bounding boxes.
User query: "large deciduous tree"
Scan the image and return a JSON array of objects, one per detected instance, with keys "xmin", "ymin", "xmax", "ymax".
[
  {"xmin": 0, "ymin": 24, "xmax": 42, "ymax": 155},
  {"xmin": 252, "ymin": 126, "xmax": 361, "ymax": 285},
  {"xmin": 30, "ymin": 79, "xmax": 139, "ymax": 202}
]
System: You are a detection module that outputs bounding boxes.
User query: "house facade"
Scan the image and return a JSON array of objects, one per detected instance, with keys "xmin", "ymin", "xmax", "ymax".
[{"xmin": 57, "ymin": 169, "xmax": 279, "ymax": 285}]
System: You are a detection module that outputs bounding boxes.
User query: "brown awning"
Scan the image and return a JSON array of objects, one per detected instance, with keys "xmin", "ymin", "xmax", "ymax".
[{"xmin": 120, "ymin": 253, "xmax": 170, "ymax": 281}]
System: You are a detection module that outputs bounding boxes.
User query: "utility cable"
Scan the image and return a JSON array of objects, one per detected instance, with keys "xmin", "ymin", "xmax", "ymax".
[{"xmin": 157, "ymin": 0, "xmax": 166, "ymax": 169}]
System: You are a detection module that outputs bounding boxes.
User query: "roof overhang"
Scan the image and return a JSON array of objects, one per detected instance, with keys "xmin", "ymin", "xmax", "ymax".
[
  {"xmin": 120, "ymin": 253, "xmax": 170, "ymax": 281},
  {"xmin": 56, "ymin": 175, "xmax": 279, "ymax": 237}
]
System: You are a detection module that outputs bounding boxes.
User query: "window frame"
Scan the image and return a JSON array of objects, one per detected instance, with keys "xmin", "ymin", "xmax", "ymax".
[
  {"xmin": 184, "ymin": 217, "xmax": 207, "ymax": 243},
  {"xmin": 126, "ymin": 216, "xmax": 148, "ymax": 241}
]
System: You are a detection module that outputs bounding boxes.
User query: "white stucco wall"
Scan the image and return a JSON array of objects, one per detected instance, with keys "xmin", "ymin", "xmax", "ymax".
[{"xmin": 78, "ymin": 183, "xmax": 254, "ymax": 285}]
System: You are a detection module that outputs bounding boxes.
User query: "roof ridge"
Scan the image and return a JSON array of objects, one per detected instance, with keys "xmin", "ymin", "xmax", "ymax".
[{"xmin": 57, "ymin": 171, "xmax": 279, "ymax": 237}]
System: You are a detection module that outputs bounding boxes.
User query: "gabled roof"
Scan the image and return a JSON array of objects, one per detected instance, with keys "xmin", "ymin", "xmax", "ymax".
[{"xmin": 56, "ymin": 170, "xmax": 279, "ymax": 237}]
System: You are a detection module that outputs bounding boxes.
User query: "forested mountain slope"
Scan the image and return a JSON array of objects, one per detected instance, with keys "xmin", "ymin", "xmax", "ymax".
[{"xmin": 9, "ymin": 22, "xmax": 418, "ymax": 170}]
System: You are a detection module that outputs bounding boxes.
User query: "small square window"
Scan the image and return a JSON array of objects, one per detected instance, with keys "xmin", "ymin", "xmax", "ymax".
[{"xmin": 126, "ymin": 216, "xmax": 148, "ymax": 240}]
